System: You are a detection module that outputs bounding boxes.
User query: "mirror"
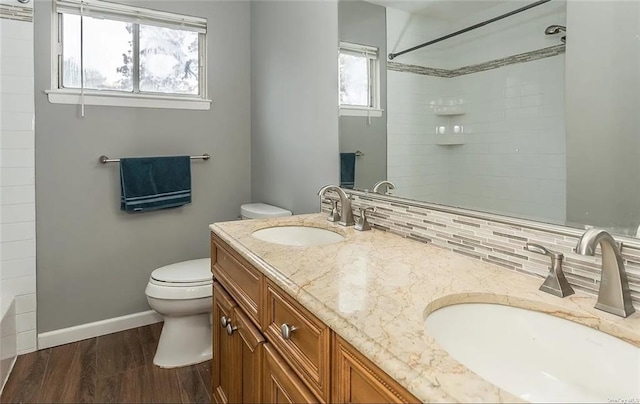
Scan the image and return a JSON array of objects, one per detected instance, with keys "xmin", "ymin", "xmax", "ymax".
[{"xmin": 338, "ymin": 0, "xmax": 640, "ymax": 238}]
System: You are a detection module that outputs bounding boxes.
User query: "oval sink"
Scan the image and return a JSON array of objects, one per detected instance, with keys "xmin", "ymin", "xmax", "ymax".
[
  {"xmin": 425, "ymin": 303, "xmax": 640, "ymax": 402},
  {"xmin": 251, "ymin": 226, "xmax": 344, "ymax": 247}
]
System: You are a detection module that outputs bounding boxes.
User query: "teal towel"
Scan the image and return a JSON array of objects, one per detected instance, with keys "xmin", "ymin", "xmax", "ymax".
[
  {"xmin": 120, "ymin": 156, "xmax": 191, "ymax": 212},
  {"xmin": 340, "ymin": 153, "xmax": 356, "ymax": 189}
]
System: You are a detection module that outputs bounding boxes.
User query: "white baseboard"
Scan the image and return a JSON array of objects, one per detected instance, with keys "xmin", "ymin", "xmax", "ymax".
[
  {"xmin": 0, "ymin": 356, "xmax": 16, "ymax": 396},
  {"xmin": 38, "ymin": 310, "xmax": 163, "ymax": 350},
  {"xmin": 1, "ymin": 297, "xmax": 17, "ymax": 395}
]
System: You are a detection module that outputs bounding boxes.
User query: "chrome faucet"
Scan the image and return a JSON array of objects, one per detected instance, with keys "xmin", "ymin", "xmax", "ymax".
[
  {"xmin": 372, "ymin": 180, "xmax": 396, "ymax": 195},
  {"xmin": 317, "ymin": 185, "xmax": 355, "ymax": 226},
  {"xmin": 575, "ymin": 229, "xmax": 635, "ymax": 318}
]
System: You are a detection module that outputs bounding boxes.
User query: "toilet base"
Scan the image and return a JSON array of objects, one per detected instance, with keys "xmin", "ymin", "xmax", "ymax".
[{"xmin": 153, "ymin": 313, "xmax": 212, "ymax": 368}]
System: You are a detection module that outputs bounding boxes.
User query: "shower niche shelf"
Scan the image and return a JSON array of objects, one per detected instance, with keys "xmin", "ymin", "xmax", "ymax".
[
  {"xmin": 434, "ymin": 106, "xmax": 465, "ymax": 116},
  {"xmin": 436, "ymin": 135, "xmax": 466, "ymax": 146}
]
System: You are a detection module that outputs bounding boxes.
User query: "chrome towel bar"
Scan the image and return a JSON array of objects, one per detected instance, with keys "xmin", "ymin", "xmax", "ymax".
[{"xmin": 99, "ymin": 153, "xmax": 211, "ymax": 164}]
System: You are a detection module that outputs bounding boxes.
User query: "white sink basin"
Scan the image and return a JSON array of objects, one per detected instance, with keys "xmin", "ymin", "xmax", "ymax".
[
  {"xmin": 251, "ymin": 226, "xmax": 344, "ymax": 247},
  {"xmin": 425, "ymin": 303, "xmax": 640, "ymax": 402}
]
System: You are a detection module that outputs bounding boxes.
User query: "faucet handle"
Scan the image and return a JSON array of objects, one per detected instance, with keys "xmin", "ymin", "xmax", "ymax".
[
  {"xmin": 323, "ymin": 198, "xmax": 340, "ymax": 223},
  {"xmin": 524, "ymin": 243, "xmax": 574, "ymax": 298},
  {"xmin": 524, "ymin": 243, "xmax": 563, "ymax": 259},
  {"xmin": 355, "ymin": 207, "xmax": 375, "ymax": 231}
]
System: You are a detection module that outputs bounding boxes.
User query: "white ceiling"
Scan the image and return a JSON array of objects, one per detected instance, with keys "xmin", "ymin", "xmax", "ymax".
[{"xmin": 366, "ymin": 0, "xmax": 514, "ymax": 21}]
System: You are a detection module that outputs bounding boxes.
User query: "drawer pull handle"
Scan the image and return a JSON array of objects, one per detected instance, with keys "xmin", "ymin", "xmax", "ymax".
[
  {"xmin": 220, "ymin": 316, "xmax": 230, "ymax": 328},
  {"xmin": 281, "ymin": 323, "xmax": 298, "ymax": 340},
  {"xmin": 226, "ymin": 323, "xmax": 238, "ymax": 336}
]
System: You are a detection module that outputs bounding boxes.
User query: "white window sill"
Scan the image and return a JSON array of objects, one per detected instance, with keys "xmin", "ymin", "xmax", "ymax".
[
  {"xmin": 339, "ymin": 107, "xmax": 383, "ymax": 118},
  {"xmin": 46, "ymin": 90, "xmax": 211, "ymax": 111}
]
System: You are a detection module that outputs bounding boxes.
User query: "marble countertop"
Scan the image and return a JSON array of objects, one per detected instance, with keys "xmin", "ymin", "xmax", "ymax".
[{"xmin": 210, "ymin": 214, "xmax": 640, "ymax": 403}]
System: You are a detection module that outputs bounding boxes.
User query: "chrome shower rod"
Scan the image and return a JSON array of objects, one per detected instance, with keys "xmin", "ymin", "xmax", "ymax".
[{"xmin": 388, "ymin": 0, "xmax": 552, "ymax": 60}]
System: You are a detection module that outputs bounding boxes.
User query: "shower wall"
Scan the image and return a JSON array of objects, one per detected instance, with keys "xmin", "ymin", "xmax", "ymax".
[
  {"xmin": 387, "ymin": 8, "xmax": 451, "ymax": 203},
  {"xmin": 387, "ymin": 70, "xmax": 450, "ymax": 203},
  {"xmin": 387, "ymin": 2, "xmax": 567, "ymax": 221}
]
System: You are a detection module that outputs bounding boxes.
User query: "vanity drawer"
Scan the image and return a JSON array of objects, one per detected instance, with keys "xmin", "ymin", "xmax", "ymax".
[
  {"xmin": 212, "ymin": 233, "xmax": 262, "ymax": 326},
  {"xmin": 263, "ymin": 280, "xmax": 331, "ymax": 402}
]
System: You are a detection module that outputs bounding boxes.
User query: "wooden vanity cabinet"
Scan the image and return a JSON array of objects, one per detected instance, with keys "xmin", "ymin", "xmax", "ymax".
[
  {"xmin": 212, "ymin": 233, "xmax": 263, "ymax": 326},
  {"xmin": 333, "ymin": 335, "xmax": 421, "ymax": 404},
  {"xmin": 212, "ymin": 281, "xmax": 240, "ymax": 404},
  {"xmin": 263, "ymin": 343, "xmax": 318, "ymax": 404},
  {"xmin": 212, "ymin": 281, "xmax": 265, "ymax": 404},
  {"xmin": 211, "ymin": 234, "xmax": 420, "ymax": 404},
  {"xmin": 264, "ymin": 280, "xmax": 331, "ymax": 402}
]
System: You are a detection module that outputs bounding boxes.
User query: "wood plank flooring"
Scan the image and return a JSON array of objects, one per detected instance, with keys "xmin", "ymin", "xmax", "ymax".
[{"xmin": 1, "ymin": 323, "xmax": 212, "ymax": 403}]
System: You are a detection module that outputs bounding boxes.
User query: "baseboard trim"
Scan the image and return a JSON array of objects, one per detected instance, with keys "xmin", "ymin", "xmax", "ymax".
[
  {"xmin": 0, "ymin": 356, "xmax": 17, "ymax": 396},
  {"xmin": 38, "ymin": 310, "xmax": 163, "ymax": 350}
]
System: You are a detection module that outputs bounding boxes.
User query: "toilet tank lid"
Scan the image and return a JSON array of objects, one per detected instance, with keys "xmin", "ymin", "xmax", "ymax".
[
  {"xmin": 241, "ymin": 203, "xmax": 292, "ymax": 219},
  {"xmin": 151, "ymin": 258, "xmax": 212, "ymax": 284}
]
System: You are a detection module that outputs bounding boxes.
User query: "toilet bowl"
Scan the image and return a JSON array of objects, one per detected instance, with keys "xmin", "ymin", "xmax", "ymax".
[
  {"xmin": 145, "ymin": 258, "xmax": 212, "ymax": 368},
  {"xmin": 241, "ymin": 203, "xmax": 292, "ymax": 219}
]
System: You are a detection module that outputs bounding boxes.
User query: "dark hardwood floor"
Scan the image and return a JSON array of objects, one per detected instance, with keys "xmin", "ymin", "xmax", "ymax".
[{"xmin": 1, "ymin": 323, "xmax": 212, "ymax": 403}]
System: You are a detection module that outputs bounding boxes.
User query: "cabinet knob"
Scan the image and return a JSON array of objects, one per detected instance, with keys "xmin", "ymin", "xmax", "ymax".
[
  {"xmin": 226, "ymin": 323, "xmax": 237, "ymax": 336},
  {"xmin": 220, "ymin": 316, "xmax": 230, "ymax": 328},
  {"xmin": 280, "ymin": 323, "xmax": 297, "ymax": 340}
]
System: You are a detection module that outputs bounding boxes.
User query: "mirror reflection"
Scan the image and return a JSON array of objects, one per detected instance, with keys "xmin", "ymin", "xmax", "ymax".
[{"xmin": 338, "ymin": 0, "xmax": 640, "ymax": 238}]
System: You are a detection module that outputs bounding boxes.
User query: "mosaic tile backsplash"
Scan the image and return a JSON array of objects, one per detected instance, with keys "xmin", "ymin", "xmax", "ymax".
[
  {"xmin": 322, "ymin": 192, "xmax": 640, "ymax": 309},
  {"xmin": 388, "ymin": 44, "xmax": 565, "ymax": 78},
  {"xmin": 0, "ymin": 3, "xmax": 33, "ymax": 23}
]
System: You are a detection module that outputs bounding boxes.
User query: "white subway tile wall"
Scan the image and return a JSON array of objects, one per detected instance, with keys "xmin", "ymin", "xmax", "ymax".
[
  {"xmin": 0, "ymin": 10, "xmax": 36, "ymax": 355},
  {"xmin": 386, "ymin": 2, "xmax": 567, "ymax": 223}
]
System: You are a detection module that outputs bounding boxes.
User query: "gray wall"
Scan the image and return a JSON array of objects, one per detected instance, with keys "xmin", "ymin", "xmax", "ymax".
[
  {"xmin": 35, "ymin": 0, "xmax": 251, "ymax": 332},
  {"xmin": 338, "ymin": 0, "xmax": 387, "ymax": 191},
  {"xmin": 565, "ymin": 1, "xmax": 640, "ymax": 229},
  {"xmin": 250, "ymin": 1, "xmax": 339, "ymax": 215}
]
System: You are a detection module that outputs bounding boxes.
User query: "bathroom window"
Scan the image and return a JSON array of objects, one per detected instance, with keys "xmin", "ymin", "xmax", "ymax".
[
  {"xmin": 48, "ymin": 0, "xmax": 210, "ymax": 110},
  {"xmin": 338, "ymin": 42, "xmax": 382, "ymax": 118}
]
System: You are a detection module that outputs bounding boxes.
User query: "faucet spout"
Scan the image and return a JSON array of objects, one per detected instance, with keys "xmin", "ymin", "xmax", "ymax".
[
  {"xmin": 373, "ymin": 180, "xmax": 396, "ymax": 195},
  {"xmin": 317, "ymin": 185, "xmax": 355, "ymax": 226},
  {"xmin": 576, "ymin": 229, "xmax": 635, "ymax": 317}
]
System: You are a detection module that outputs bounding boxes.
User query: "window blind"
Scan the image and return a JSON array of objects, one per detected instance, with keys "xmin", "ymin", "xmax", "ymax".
[
  {"xmin": 339, "ymin": 42, "xmax": 378, "ymax": 59},
  {"xmin": 55, "ymin": 0, "xmax": 207, "ymax": 33}
]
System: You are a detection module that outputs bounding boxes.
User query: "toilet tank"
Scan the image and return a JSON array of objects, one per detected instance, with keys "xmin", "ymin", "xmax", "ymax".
[{"xmin": 241, "ymin": 203, "xmax": 292, "ymax": 219}]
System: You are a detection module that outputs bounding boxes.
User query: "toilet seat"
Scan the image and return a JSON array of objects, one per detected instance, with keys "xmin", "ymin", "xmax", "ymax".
[
  {"xmin": 149, "ymin": 277, "xmax": 212, "ymax": 287},
  {"xmin": 146, "ymin": 258, "xmax": 212, "ymax": 300},
  {"xmin": 241, "ymin": 203, "xmax": 292, "ymax": 219},
  {"xmin": 146, "ymin": 281, "xmax": 212, "ymax": 300},
  {"xmin": 151, "ymin": 258, "xmax": 211, "ymax": 283}
]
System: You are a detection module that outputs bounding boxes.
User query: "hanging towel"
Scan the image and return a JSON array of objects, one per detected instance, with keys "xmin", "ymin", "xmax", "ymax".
[
  {"xmin": 120, "ymin": 156, "xmax": 191, "ymax": 212},
  {"xmin": 340, "ymin": 152, "xmax": 356, "ymax": 189}
]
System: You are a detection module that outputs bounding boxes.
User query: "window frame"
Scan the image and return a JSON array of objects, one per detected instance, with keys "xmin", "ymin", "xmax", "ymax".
[
  {"xmin": 338, "ymin": 41, "xmax": 383, "ymax": 118},
  {"xmin": 47, "ymin": 0, "xmax": 211, "ymax": 110}
]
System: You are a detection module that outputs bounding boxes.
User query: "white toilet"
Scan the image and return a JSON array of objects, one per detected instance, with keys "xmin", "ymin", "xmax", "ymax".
[
  {"xmin": 144, "ymin": 204, "xmax": 290, "ymax": 368},
  {"xmin": 241, "ymin": 203, "xmax": 292, "ymax": 219},
  {"xmin": 145, "ymin": 258, "xmax": 212, "ymax": 368}
]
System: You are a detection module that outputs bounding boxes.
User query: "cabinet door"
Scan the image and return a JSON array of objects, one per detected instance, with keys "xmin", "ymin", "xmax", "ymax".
[
  {"xmin": 332, "ymin": 336, "xmax": 420, "ymax": 404},
  {"xmin": 212, "ymin": 281, "xmax": 241, "ymax": 404},
  {"xmin": 235, "ymin": 308, "xmax": 265, "ymax": 404},
  {"xmin": 263, "ymin": 343, "xmax": 318, "ymax": 404},
  {"xmin": 264, "ymin": 281, "xmax": 330, "ymax": 401}
]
